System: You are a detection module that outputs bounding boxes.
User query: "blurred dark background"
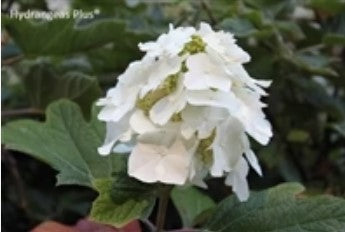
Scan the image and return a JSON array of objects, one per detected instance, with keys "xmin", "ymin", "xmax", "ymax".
[{"xmin": 1, "ymin": 0, "xmax": 345, "ymax": 231}]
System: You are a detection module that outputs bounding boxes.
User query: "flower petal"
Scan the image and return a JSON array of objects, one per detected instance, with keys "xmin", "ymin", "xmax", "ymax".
[
  {"xmin": 181, "ymin": 106, "xmax": 227, "ymax": 139},
  {"xmin": 245, "ymin": 149, "xmax": 262, "ymax": 176},
  {"xmin": 156, "ymin": 140, "xmax": 191, "ymax": 185},
  {"xmin": 139, "ymin": 25, "xmax": 195, "ymax": 57},
  {"xmin": 211, "ymin": 117, "xmax": 244, "ymax": 176},
  {"xmin": 188, "ymin": 155, "xmax": 208, "ymax": 188},
  {"xmin": 128, "ymin": 139, "xmax": 191, "ymax": 185},
  {"xmin": 225, "ymin": 157, "xmax": 250, "ymax": 201},
  {"xmin": 150, "ymin": 80, "xmax": 187, "ymax": 125},
  {"xmin": 98, "ymin": 88, "xmax": 138, "ymax": 122},
  {"xmin": 233, "ymin": 90, "xmax": 273, "ymax": 145},
  {"xmin": 198, "ymin": 22, "xmax": 250, "ymax": 64},
  {"xmin": 139, "ymin": 56, "xmax": 183, "ymax": 98},
  {"xmin": 241, "ymin": 134, "xmax": 263, "ymax": 176},
  {"xmin": 128, "ymin": 143, "xmax": 162, "ymax": 183},
  {"xmin": 97, "ymin": 116, "xmax": 130, "ymax": 155},
  {"xmin": 186, "ymin": 90, "xmax": 240, "ymax": 114},
  {"xmin": 130, "ymin": 110, "xmax": 157, "ymax": 134},
  {"xmin": 184, "ymin": 53, "xmax": 231, "ymax": 91}
]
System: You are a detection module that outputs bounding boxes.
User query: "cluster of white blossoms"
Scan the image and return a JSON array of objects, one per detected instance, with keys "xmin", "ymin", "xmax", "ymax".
[{"xmin": 97, "ymin": 22, "xmax": 272, "ymax": 201}]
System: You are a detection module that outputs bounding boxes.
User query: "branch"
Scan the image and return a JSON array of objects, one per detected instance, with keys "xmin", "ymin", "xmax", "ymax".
[
  {"xmin": 141, "ymin": 219, "xmax": 156, "ymax": 232},
  {"xmin": 2, "ymin": 149, "xmax": 28, "ymax": 211},
  {"xmin": 201, "ymin": 0, "xmax": 217, "ymax": 26},
  {"xmin": 167, "ymin": 229, "xmax": 202, "ymax": 232},
  {"xmin": 156, "ymin": 185, "xmax": 173, "ymax": 232},
  {"xmin": 2, "ymin": 108, "xmax": 45, "ymax": 118},
  {"xmin": 2, "ymin": 55, "xmax": 24, "ymax": 66}
]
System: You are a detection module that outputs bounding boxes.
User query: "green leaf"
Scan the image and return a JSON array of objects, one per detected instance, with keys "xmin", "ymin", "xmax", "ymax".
[
  {"xmin": 288, "ymin": 77, "xmax": 345, "ymax": 120},
  {"xmin": 1, "ymin": 100, "xmax": 119, "ymax": 187},
  {"xmin": 21, "ymin": 60, "xmax": 101, "ymax": 116},
  {"xmin": 323, "ymin": 33, "xmax": 345, "ymax": 45},
  {"xmin": 2, "ymin": 16, "xmax": 151, "ymax": 56},
  {"xmin": 278, "ymin": 156, "xmax": 303, "ymax": 182},
  {"xmin": 275, "ymin": 21, "xmax": 305, "ymax": 40},
  {"xmin": 291, "ymin": 52, "xmax": 338, "ymax": 77},
  {"xmin": 205, "ymin": 183, "xmax": 345, "ymax": 232},
  {"xmin": 2, "ymin": 100, "xmax": 158, "ymax": 227},
  {"xmin": 90, "ymin": 178, "xmax": 155, "ymax": 227},
  {"xmin": 171, "ymin": 186, "xmax": 215, "ymax": 227},
  {"xmin": 220, "ymin": 18, "xmax": 258, "ymax": 37},
  {"xmin": 287, "ymin": 129, "xmax": 310, "ymax": 143},
  {"xmin": 332, "ymin": 120, "xmax": 345, "ymax": 137},
  {"xmin": 2, "ymin": 42, "xmax": 21, "ymax": 60},
  {"xmin": 309, "ymin": 0, "xmax": 345, "ymax": 14},
  {"xmin": 244, "ymin": 0, "xmax": 294, "ymax": 19},
  {"xmin": 87, "ymin": 43, "xmax": 142, "ymax": 73},
  {"xmin": 323, "ymin": 13, "xmax": 345, "ymax": 45},
  {"xmin": 110, "ymin": 171, "xmax": 157, "ymax": 204}
]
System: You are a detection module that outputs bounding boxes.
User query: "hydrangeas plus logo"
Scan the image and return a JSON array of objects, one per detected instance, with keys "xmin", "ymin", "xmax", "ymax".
[{"xmin": 9, "ymin": 9, "xmax": 100, "ymax": 20}]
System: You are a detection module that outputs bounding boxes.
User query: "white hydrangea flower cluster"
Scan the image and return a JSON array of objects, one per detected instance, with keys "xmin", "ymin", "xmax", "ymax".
[{"xmin": 97, "ymin": 22, "xmax": 272, "ymax": 201}]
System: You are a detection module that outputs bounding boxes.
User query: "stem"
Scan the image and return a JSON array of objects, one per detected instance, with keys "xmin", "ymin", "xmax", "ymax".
[
  {"xmin": 142, "ymin": 219, "xmax": 156, "ymax": 232},
  {"xmin": 201, "ymin": 0, "xmax": 217, "ymax": 26},
  {"xmin": 156, "ymin": 185, "xmax": 172, "ymax": 232},
  {"xmin": 167, "ymin": 229, "xmax": 201, "ymax": 232},
  {"xmin": 2, "ymin": 55, "xmax": 24, "ymax": 66},
  {"xmin": 2, "ymin": 149, "xmax": 28, "ymax": 211},
  {"xmin": 2, "ymin": 108, "xmax": 45, "ymax": 118}
]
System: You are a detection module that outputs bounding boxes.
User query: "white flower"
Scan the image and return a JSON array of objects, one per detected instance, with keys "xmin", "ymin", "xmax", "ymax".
[
  {"xmin": 129, "ymin": 139, "xmax": 190, "ymax": 185},
  {"xmin": 46, "ymin": 0, "xmax": 70, "ymax": 12},
  {"xmin": 197, "ymin": 22, "xmax": 251, "ymax": 63},
  {"xmin": 139, "ymin": 24, "xmax": 196, "ymax": 57},
  {"xmin": 225, "ymin": 157, "xmax": 250, "ymax": 202},
  {"xmin": 184, "ymin": 53, "xmax": 231, "ymax": 91},
  {"xmin": 181, "ymin": 106, "xmax": 227, "ymax": 139},
  {"xmin": 211, "ymin": 117, "xmax": 245, "ymax": 177},
  {"xmin": 98, "ymin": 22, "xmax": 273, "ymax": 201},
  {"xmin": 291, "ymin": 6, "xmax": 315, "ymax": 20},
  {"xmin": 149, "ymin": 77, "xmax": 187, "ymax": 126},
  {"xmin": 128, "ymin": 129, "xmax": 197, "ymax": 185}
]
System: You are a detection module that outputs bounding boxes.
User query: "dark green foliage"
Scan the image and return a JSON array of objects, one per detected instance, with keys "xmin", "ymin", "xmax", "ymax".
[
  {"xmin": 205, "ymin": 183, "xmax": 345, "ymax": 231},
  {"xmin": 2, "ymin": 0, "xmax": 345, "ymax": 230}
]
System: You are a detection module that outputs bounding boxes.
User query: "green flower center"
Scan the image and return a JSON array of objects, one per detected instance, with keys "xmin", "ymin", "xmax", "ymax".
[
  {"xmin": 179, "ymin": 35, "xmax": 206, "ymax": 56},
  {"xmin": 136, "ymin": 72, "xmax": 180, "ymax": 115},
  {"xmin": 136, "ymin": 35, "xmax": 206, "ymax": 120},
  {"xmin": 196, "ymin": 130, "xmax": 215, "ymax": 166}
]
